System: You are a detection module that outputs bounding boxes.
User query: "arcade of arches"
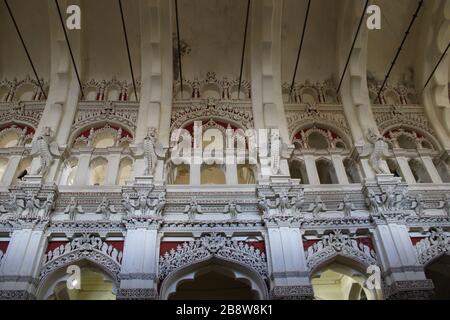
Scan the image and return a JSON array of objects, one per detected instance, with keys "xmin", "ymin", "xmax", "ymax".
[{"xmin": 1, "ymin": 0, "xmax": 450, "ymax": 301}]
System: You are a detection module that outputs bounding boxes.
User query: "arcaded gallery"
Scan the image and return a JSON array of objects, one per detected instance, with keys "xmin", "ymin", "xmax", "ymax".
[{"xmin": 0, "ymin": 0, "xmax": 449, "ymax": 301}]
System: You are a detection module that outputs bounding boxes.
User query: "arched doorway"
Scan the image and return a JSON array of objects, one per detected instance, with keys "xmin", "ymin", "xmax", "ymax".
[
  {"xmin": 160, "ymin": 258, "xmax": 268, "ymax": 300},
  {"xmin": 168, "ymin": 264, "xmax": 258, "ymax": 300},
  {"xmin": 311, "ymin": 261, "xmax": 375, "ymax": 300},
  {"xmin": 425, "ymin": 255, "xmax": 450, "ymax": 300},
  {"xmin": 37, "ymin": 260, "xmax": 118, "ymax": 300}
]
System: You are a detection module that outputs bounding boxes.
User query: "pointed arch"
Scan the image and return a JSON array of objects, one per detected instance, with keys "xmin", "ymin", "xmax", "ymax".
[{"xmin": 159, "ymin": 256, "xmax": 269, "ymax": 300}]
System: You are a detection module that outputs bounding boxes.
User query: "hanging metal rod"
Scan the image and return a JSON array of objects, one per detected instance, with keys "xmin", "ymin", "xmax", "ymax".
[
  {"xmin": 289, "ymin": 0, "xmax": 312, "ymax": 98},
  {"xmin": 336, "ymin": 0, "xmax": 370, "ymax": 93},
  {"xmin": 175, "ymin": 0, "xmax": 184, "ymax": 97},
  {"xmin": 423, "ymin": 41, "xmax": 450, "ymax": 90},
  {"xmin": 238, "ymin": 0, "xmax": 251, "ymax": 100},
  {"xmin": 54, "ymin": 0, "xmax": 84, "ymax": 99},
  {"xmin": 3, "ymin": 0, "xmax": 47, "ymax": 100},
  {"xmin": 118, "ymin": 0, "xmax": 138, "ymax": 101},
  {"xmin": 376, "ymin": 0, "xmax": 424, "ymax": 102}
]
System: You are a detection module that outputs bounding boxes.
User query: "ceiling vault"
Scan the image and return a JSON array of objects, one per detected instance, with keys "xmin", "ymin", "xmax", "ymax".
[
  {"xmin": 174, "ymin": 0, "xmax": 184, "ymax": 97},
  {"xmin": 336, "ymin": 0, "xmax": 371, "ymax": 94},
  {"xmin": 376, "ymin": 0, "xmax": 424, "ymax": 103},
  {"xmin": 423, "ymin": 41, "xmax": 450, "ymax": 90},
  {"xmin": 237, "ymin": 0, "xmax": 251, "ymax": 100},
  {"xmin": 118, "ymin": 0, "xmax": 138, "ymax": 101},
  {"xmin": 3, "ymin": 0, "xmax": 47, "ymax": 100},
  {"xmin": 54, "ymin": 0, "xmax": 85, "ymax": 99},
  {"xmin": 289, "ymin": 0, "xmax": 312, "ymax": 98}
]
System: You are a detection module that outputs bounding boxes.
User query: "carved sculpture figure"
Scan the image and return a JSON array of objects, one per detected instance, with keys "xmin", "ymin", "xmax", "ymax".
[
  {"xmin": 135, "ymin": 191, "xmax": 152, "ymax": 216},
  {"xmin": 364, "ymin": 128, "xmax": 389, "ymax": 174},
  {"xmin": 30, "ymin": 127, "xmax": 59, "ymax": 177},
  {"xmin": 224, "ymin": 200, "xmax": 242, "ymax": 220},
  {"xmin": 366, "ymin": 190, "xmax": 382, "ymax": 215},
  {"xmin": 291, "ymin": 190, "xmax": 305, "ymax": 214},
  {"xmin": 338, "ymin": 195, "xmax": 355, "ymax": 217},
  {"xmin": 221, "ymin": 76, "xmax": 231, "ymax": 100},
  {"xmin": 143, "ymin": 128, "xmax": 158, "ymax": 176},
  {"xmin": 23, "ymin": 192, "xmax": 40, "ymax": 218},
  {"xmin": 440, "ymin": 195, "xmax": 450, "ymax": 217},
  {"xmin": 7, "ymin": 194, "xmax": 24, "ymax": 216},
  {"xmin": 39, "ymin": 193, "xmax": 55, "ymax": 219},
  {"xmin": 278, "ymin": 191, "xmax": 292, "ymax": 214},
  {"xmin": 96, "ymin": 197, "xmax": 116, "ymax": 219},
  {"xmin": 192, "ymin": 77, "xmax": 200, "ymax": 99},
  {"xmin": 121, "ymin": 194, "xmax": 135, "ymax": 216},
  {"xmin": 151, "ymin": 193, "xmax": 167, "ymax": 217},
  {"xmin": 411, "ymin": 194, "xmax": 426, "ymax": 217},
  {"xmin": 309, "ymin": 196, "xmax": 327, "ymax": 216},
  {"xmin": 64, "ymin": 197, "xmax": 84, "ymax": 221},
  {"xmin": 184, "ymin": 198, "xmax": 203, "ymax": 221},
  {"xmin": 257, "ymin": 195, "xmax": 278, "ymax": 217}
]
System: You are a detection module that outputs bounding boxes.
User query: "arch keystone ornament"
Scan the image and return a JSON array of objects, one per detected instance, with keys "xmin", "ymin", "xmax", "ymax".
[
  {"xmin": 39, "ymin": 233, "xmax": 123, "ymax": 283},
  {"xmin": 158, "ymin": 233, "xmax": 267, "ymax": 281},
  {"xmin": 305, "ymin": 230, "xmax": 378, "ymax": 273}
]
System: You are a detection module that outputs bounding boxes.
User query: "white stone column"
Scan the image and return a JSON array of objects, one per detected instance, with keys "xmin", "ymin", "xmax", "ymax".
[
  {"xmin": 226, "ymin": 164, "xmax": 238, "ymax": 185},
  {"xmin": 420, "ymin": 154, "xmax": 442, "ymax": 184},
  {"xmin": 265, "ymin": 220, "xmax": 313, "ymax": 299},
  {"xmin": 304, "ymin": 155, "xmax": 320, "ymax": 185},
  {"xmin": 74, "ymin": 149, "xmax": 92, "ymax": 186},
  {"xmin": 29, "ymin": 0, "xmax": 84, "ymax": 184},
  {"xmin": 371, "ymin": 222, "xmax": 433, "ymax": 299},
  {"xmin": 395, "ymin": 156, "xmax": 416, "ymax": 184},
  {"xmin": 250, "ymin": 0, "xmax": 291, "ymax": 178},
  {"xmin": 135, "ymin": 0, "xmax": 173, "ymax": 184},
  {"xmin": 105, "ymin": 149, "xmax": 122, "ymax": 185},
  {"xmin": 0, "ymin": 223, "xmax": 49, "ymax": 299},
  {"xmin": 0, "ymin": 154, "xmax": 23, "ymax": 186},
  {"xmin": 365, "ymin": 175, "xmax": 434, "ymax": 299},
  {"xmin": 118, "ymin": 221, "xmax": 160, "ymax": 300},
  {"xmin": 336, "ymin": 0, "xmax": 384, "ymax": 179},
  {"xmin": 331, "ymin": 154, "xmax": 349, "ymax": 184},
  {"xmin": 190, "ymin": 164, "xmax": 201, "ymax": 186}
]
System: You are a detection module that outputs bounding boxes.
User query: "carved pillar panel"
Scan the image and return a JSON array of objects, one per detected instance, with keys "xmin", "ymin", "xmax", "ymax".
[
  {"xmin": 365, "ymin": 175, "xmax": 434, "ymax": 299},
  {"xmin": 117, "ymin": 219, "xmax": 161, "ymax": 300},
  {"xmin": 265, "ymin": 221, "xmax": 313, "ymax": 300},
  {"xmin": 0, "ymin": 222, "xmax": 49, "ymax": 300}
]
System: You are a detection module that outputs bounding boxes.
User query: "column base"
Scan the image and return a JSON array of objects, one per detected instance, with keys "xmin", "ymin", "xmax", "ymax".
[
  {"xmin": 384, "ymin": 280, "xmax": 434, "ymax": 300},
  {"xmin": 270, "ymin": 285, "xmax": 314, "ymax": 300},
  {"xmin": 116, "ymin": 288, "xmax": 158, "ymax": 300},
  {"xmin": 0, "ymin": 290, "xmax": 35, "ymax": 300}
]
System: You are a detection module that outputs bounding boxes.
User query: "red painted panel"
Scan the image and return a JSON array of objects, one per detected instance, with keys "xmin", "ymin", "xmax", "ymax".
[
  {"xmin": 0, "ymin": 241, "xmax": 9, "ymax": 252},
  {"xmin": 410, "ymin": 237, "xmax": 425, "ymax": 246}
]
